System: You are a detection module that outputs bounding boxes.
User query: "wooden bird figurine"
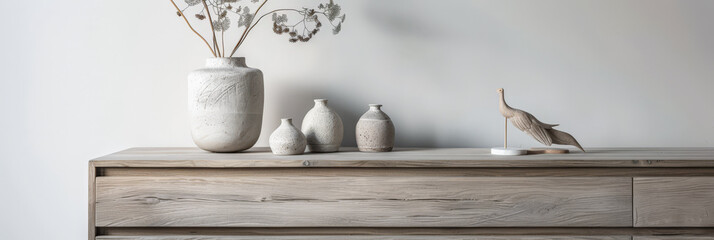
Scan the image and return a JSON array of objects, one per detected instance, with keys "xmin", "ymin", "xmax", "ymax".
[{"xmin": 498, "ymin": 88, "xmax": 585, "ymax": 152}]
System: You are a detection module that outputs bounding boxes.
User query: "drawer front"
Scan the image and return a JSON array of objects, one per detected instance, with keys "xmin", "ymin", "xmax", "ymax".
[
  {"xmin": 96, "ymin": 176, "xmax": 632, "ymax": 227},
  {"xmin": 96, "ymin": 236, "xmax": 631, "ymax": 240},
  {"xmin": 634, "ymin": 177, "xmax": 714, "ymax": 227}
]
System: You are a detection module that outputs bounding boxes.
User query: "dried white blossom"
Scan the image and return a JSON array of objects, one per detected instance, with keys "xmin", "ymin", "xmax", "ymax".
[
  {"xmin": 213, "ymin": 17, "xmax": 231, "ymax": 31},
  {"xmin": 332, "ymin": 22, "xmax": 341, "ymax": 34},
  {"xmin": 184, "ymin": 0, "xmax": 201, "ymax": 6},
  {"xmin": 272, "ymin": 13, "xmax": 288, "ymax": 24},
  {"xmin": 321, "ymin": 0, "xmax": 341, "ymax": 21},
  {"xmin": 238, "ymin": 6, "xmax": 254, "ymax": 27}
]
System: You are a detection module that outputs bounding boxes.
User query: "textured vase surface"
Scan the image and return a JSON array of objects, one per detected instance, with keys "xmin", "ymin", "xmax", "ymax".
[
  {"xmin": 356, "ymin": 104, "xmax": 395, "ymax": 152},
  {"xmin": 301, "ymin": 99, "xmax": 343, "ymax": 153},
  {"xmin": 188, "ymin": 57, "xmax": 264, "ymax": 153},
  {"xmin": 269, "ymin": 118, "xmax": 307, "ymax": 155}
]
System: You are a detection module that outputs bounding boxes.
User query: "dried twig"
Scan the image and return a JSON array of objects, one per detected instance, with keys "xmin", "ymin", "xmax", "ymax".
[
  {"xmin": 170, "ymin": 0, "xmax": 216, "ymax": 57},
  {"xmin": 229, "ymin": 0, "xmax": 269, "ymax": 57},
  {"xmin": 202, "ymin": 0, "xmax": 220, "ymax": 57}
]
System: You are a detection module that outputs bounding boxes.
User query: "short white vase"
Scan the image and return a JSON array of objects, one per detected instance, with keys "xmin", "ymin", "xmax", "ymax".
[
  {"xmin": 301, "ymin": 99, "xmax": 343, "ymax": 153},
  {"xmin": 356, "ymin": 104, "xmax": 395, "ymax": 152},
  {"xmin": 269, "ymin": 118, "xmax": 307, "ymax": 155},
  {"xmin": 188, "ymin": 57, "xmax": 264, "ymax": 153}
]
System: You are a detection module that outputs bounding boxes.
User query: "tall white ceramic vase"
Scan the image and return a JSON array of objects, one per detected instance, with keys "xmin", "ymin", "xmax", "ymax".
[
  {"xmin": 301, "ymin": 99, "xmax": 343, "ymax": 153},
  {"xmin": 188, "ymin": 57, "xmax": 264, "ymax": 153}
]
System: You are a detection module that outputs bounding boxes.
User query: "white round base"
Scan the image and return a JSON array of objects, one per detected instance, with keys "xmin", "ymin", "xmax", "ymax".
[{"xmin": 491, "ymin": 147, "xmax": 527, "ymax": 156}]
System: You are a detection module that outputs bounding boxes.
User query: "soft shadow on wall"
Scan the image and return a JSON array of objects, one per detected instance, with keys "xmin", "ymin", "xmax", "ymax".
[
  {"xmin": 267, "ymin": 79, "xmax": 443, "ymax": 148},
  {"xmin": 263, "ymin": 0, "xmax": 498, "ymax": 148}
]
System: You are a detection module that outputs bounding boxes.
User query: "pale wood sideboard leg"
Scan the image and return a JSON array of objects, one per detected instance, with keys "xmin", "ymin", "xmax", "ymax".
[{"xmin": 88, "ymin": 162, "xmax": 96, "ymax": 240}]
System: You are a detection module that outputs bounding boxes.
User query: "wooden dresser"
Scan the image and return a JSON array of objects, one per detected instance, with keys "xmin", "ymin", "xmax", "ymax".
[{"xmin": 89, "ymin": 148, "xmax": 714, "ymax": 240}]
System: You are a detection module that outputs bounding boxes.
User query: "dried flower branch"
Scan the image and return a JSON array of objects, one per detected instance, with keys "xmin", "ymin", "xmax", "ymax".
[
  {"xmin": 170, "ymin": 0, "xmax": 216, "ymax": 57},
  {"xmin": 230, "ymin": 0, "xmax": 269, "ymax": 57},
  {"xmin": 171, "ymin": 0, "xmax": 346, "ymax": 57},
  {"xmin": 201, "ymin": 0, "xmax": 220, "ymax": 57}
]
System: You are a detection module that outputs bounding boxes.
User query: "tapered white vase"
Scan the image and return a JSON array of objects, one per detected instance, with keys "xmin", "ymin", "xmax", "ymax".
[
  {"xmin": 188, "ymin": 57, "xmax": 264, "ymax": 153},
  {"xmin": 269, "ymin": 118, "xmax": 307, "ymax": 155},
  {"xmin": 301, "ymin": 99, "xmax": 343, "ymax": 153}
]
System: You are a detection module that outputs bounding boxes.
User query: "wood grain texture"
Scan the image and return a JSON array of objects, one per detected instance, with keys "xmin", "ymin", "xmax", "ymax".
[
  {"xmin": 96, "ymin": 176, "xmax": 632, "ymax": 227},
  {"xmin": 99, "ymin": 227, "xmax": 714, "ymax": 236},
  {"xmin": 91, "ymin": 147, "xmax": 714, "ymax": 168},
  {"xmin": 90, "ymin": 147, "xmax": 714, "ymax": 239},
  {"xmin": 634, "ymin": 177, "xmax": 714, "ymax": 227},
  {"xmin": 634, "ymin": 237, "xmax": 714, "ymax": 240},
  {"xmin": 100, "ymin": 167, "xmax": 714, "ymax": 178},
  {"xmin": 96, "ymin": 236, "xmax": 630, "ymax": 240},
  {"xmin": 89, "ymin": 162, "xmax": 96, "ymax": 240}
]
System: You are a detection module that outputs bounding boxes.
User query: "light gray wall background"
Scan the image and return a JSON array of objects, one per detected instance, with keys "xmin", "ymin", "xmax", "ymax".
[{"xmin": 1, "ymin": 0, "xmax": 713, "ymax": 239}]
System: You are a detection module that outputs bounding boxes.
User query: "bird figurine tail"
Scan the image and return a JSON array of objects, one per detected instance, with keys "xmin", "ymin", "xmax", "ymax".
[{"xmin": 546, "ymin": 129, "xmax": 585, "ymax": 152}]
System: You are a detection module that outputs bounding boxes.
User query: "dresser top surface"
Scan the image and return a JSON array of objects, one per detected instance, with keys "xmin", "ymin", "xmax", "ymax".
[{"xmin": 90, "ymin": 147, "xmax": 714, "ymax": 168}]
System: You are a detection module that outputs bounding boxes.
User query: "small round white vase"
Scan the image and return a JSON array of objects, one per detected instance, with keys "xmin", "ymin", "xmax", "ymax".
[
  {"xmin": 301, "ymin": 99, "xmax": 343, "ymax": 153},
  {"xmin": 188, "ymin": 58, "xmax": 264, "ymax": 153},
  {"xmin": 356, "ymin": 104, "xmax": 395, "ymax": 152},
  {"xmin": 269, "ymin": 118, "xmax": 307, "ymax": 155}
]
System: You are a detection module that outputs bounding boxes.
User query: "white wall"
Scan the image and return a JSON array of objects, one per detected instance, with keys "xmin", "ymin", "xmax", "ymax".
[{"xmin": 1, "ymin": 0, "xmax": 713, "ymax": 239}]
